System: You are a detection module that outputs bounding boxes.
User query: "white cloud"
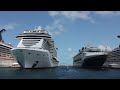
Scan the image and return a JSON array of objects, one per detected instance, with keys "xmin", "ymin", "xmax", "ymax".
[
  {"xmin": 48, "ymin": 11, "xmax": 92, "ymax": 21},
  {"xmin": 54, "ymin": 31, "xmax": 61, "ymax": 35},
  {"xmin": 47, "ymin": 11, "xmax": 94, "ymax": 36},
  {"xmin": 98, "ymin": 45, "xmax": 112, "ymax": 51},
  {"xmin": 48, "ymin": 11, "xmax": 60, "ymax": 17},
  {"xmin": 0, "ymin": 23, "xmax": 18, "ymax": 30},
  {"xmin": 58, "ymin": 24, "xmax": 64, "ymax": 32},
  {"xmin": 115, "ymin": 11, "xmax": 120, "ymax": 15},
  {"xmin": 68, "ymin": 48, "xmax": 72, "ymax": 52},
  {"xmin": 95, "ymin": 11, "xmax": 115, "ymax": 16},
  {"xmin": 45, "ymin": 19, "xmax": 65, "ymax": 36},
  {"xmin": 47, "ymin": 11, "xmax": 120, "ymax": 37},
  {"xmin": 61, "ymin": 11, "xmax": 91, "ymax": 20},
  {"xmin": 95, "ymin": 11, "xmax": 120, "ymax": 16},
  {"xmin": 67, "ymin": 48, "xmax": 77, "ymax": 58},
  {"xmin": 49, "ymin": 11, "xmax": 120, "ymax": 22}
]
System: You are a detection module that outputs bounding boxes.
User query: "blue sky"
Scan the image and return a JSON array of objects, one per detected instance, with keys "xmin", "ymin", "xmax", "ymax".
[{"xmin": 0, "ymin": 11, "xmax": 120, "ymax": 65}]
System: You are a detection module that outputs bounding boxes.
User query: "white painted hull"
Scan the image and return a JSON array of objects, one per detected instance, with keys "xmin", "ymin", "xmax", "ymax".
[{"xmin": 11, "ymin": 48, "xmax": 58, "ymax": 68}]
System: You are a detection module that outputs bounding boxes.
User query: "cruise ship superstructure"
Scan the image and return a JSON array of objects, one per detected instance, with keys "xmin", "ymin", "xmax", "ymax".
[
  {"xmin": 11, "ymin": 26, "xmax": 59, "ymax": 68},
  {"xmin": 73, "ymin": 46, "xmax": 108, "ymax": 68},
  {"xmin": 0, "ymin": 29, "xmax": 18, "ymax": 67}
]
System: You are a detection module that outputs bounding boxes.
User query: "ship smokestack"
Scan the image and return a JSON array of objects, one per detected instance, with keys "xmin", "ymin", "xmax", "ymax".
[{"xmin": 0, "ymin": 29, "xmax": 6, "ymax": 42}]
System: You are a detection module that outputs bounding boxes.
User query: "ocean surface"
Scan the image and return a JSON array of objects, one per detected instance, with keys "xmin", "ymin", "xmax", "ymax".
[{"xmin": 0, "ymin": 66, "xmax": 120, "ymax": 79}]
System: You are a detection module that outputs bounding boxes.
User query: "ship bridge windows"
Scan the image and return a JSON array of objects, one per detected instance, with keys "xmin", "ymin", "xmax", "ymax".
[
  {"xmin": 86, "ymin": 49, "xmax": 101, "ymax": 52},
  {"xmin": 88, "ymin": 51, "xmax": 101, "ymax": 52},
  {"xmin": 22, "ymin": 39, "xmax": 40, "ymax": 46},
  {"xmin": 23, "ymin": 38, "xmax": 41, "ymax": 40}
]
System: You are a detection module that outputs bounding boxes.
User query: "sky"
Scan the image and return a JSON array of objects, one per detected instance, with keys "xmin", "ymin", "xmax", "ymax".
[{"xmin": 0, "ymin": 11, "xmax": 120, "ymax": 65}]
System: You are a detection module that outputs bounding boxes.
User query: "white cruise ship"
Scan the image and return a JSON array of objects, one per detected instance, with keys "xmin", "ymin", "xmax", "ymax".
[
  {"xmin": 0, "ymin": 29, "xmax": 18, "ymax": 67},
  {"xmin": 103, "ymin": 47, "xmax": 120, "ymax": 68},
  {"xmin": 11, "ymin": 26, "xmax": 59, "ymax": 68},
  {"xmin": 103, "ymin": 35, "xmax": 120, "ymax": 68},
  {"xmin": 73, "ymin": 46, "xmax": 108, "ymax": 68}
]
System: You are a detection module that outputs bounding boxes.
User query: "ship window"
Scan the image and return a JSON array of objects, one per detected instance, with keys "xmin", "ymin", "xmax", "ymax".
[
  {"xmin": 28, "ymin": 53, "xmax": 31, "ymax": 54},
  {"xmin": 37, "ymin": 54, "xmax": 39, "ymax": 55}
]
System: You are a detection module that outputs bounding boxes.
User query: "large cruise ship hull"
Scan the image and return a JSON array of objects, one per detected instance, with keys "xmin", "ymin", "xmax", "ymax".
[
  {"xmin": 73, "ymin": 54, "xmax": 107, "ymax": 68},
  {"xmin": 11, "ymin": 48, "xmax": 58, "ymax": 68}
]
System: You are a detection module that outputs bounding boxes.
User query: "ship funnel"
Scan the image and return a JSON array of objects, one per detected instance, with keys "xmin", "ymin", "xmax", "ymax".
[{"xmin": 0, "ymin": 29, "xmax": 6, "ymax": 42}]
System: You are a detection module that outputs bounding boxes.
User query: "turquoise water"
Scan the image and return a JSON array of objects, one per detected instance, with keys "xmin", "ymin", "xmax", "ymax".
[{"xmin": 0, "ymin": 66, "xmax": 120, "ymax": 79}]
